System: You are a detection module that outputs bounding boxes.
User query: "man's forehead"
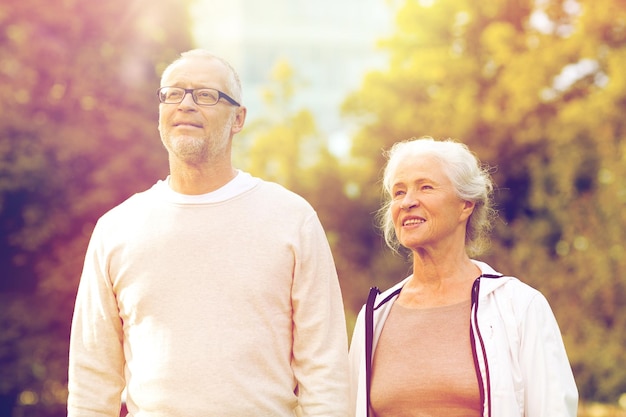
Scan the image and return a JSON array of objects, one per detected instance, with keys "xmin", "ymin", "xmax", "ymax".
[{"xmin": 162, "ymin": 57, "xmax": 228, "ymax": 85}]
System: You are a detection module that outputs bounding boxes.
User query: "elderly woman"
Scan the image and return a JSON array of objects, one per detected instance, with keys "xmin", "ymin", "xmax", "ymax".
[{"xmin": 348, "ymin": 137, "xmax": 578, "ymax": 417}]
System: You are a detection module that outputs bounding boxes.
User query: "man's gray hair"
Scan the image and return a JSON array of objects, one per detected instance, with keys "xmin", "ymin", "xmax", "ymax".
[{"xmin": 160, "ymin": 49, "xmax": 243, "ymax": 103}]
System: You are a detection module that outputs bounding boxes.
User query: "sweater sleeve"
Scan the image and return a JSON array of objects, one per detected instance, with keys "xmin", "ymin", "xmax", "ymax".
[
  {"xmin": 291, "ymin": 213, "xmax": 350, "ymax": 417},
  {"xmin": 67, "ymin": 222, "xmax": 126, "ymax": 417},
  {"xmin": 519, "ymin": 293, "xmax": 578, "ymax": 417}
]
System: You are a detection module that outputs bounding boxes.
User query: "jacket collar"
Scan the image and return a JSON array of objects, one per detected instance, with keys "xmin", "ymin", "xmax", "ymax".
[
  {"xmin": 472, "ymin": 260, "xmax": 510, "ymax": 297},
  {"xmin": 372, "ymin": 260, "xmax": 509, "ymax": 310}
]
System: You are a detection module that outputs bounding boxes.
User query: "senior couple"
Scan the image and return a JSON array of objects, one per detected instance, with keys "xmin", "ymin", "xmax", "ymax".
[{"xmin": 67, "ymin": 50, "xmax": 578, "ymax": 417}]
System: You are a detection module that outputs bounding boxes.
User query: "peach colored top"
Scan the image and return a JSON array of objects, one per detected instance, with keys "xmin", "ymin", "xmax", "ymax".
[{"xmin": 370, "ymin": 299, "xmax": 481, "ymax": 417}]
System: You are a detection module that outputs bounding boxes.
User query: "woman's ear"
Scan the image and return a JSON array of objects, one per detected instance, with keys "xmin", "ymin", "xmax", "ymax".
[{"xmin": 460, "ymin": 200, "xmax": 475, "ymax": 222}]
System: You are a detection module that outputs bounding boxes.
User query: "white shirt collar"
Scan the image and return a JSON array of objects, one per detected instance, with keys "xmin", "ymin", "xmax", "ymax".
[{"xmin": 156, "ymin": 170, "xmax": 260, "ymax": 204}]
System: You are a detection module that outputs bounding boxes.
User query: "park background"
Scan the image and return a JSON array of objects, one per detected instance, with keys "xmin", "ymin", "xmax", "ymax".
[{"xmin": 1, "ymin": 0, "xmax": 625, "ymax": 415}]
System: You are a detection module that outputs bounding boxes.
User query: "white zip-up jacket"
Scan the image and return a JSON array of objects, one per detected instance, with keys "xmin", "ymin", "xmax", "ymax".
[{"xmin": 348, "ymin": 260, "xmax": 578, "ymax": 417}]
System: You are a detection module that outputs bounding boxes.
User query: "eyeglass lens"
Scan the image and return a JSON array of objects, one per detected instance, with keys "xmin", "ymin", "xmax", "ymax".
[{"xmin": 159, "ymin": 88, "xmax": 220, "ymax": 105}]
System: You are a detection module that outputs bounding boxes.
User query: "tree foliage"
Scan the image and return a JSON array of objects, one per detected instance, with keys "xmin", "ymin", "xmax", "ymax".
[{"xmin": 0, "ymin": 0, "xmax": 193, "ymax": 415}]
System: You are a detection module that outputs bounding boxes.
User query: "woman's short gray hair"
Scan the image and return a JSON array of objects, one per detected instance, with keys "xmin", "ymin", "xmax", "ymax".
[{"xmin": 376, "ymin": 136, "xmax": 496, "ymax": 257}]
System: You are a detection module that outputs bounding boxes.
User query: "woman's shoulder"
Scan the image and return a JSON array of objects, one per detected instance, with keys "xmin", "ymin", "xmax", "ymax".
[
  {"xmin": 484, "ymin": 276, "xmax": 555, "ymax": 324},
  {"xmin": 374, "ymin": 277, "xmax": 410, "ymax": 306},
  {"xmin": 481, "ymin": 275, "xmax": 542, "ymax": 304},
  {"xmin": 497, "ymin": 276, "xmax": 542, "ymax": 297},
  {"xmin": 474, "ymin": 260, "xmax": 542, "ymax": 300}
]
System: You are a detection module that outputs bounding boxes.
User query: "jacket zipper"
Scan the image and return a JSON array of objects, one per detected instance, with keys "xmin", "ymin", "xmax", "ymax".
[
  {"xmin": 365, "ymin": 287, "xmax": 379, "ymax": 417},
  {"xmin": 471, "ymin": 274, "xmax": 503, "ymax": 417}
]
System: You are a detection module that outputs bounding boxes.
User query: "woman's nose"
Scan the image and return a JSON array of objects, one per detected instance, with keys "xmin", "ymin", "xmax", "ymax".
[{"xmin": 400, "ymin": 194, "xmax": 417, "ymax": 210}]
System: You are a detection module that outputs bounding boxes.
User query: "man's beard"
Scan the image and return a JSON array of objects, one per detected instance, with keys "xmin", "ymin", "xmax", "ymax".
[{"xmin": 163, "ymin": 127, "xmax": 230, "ymax": 166}]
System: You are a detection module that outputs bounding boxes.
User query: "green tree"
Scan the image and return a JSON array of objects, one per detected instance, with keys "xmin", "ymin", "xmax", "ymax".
[
  {"xmin": 0, "ymin": 0, "xmax": 193, "ymax": 415},
  {"xmin": 342, "ymin": 0, "xmax": 626, "ymax": 403}
]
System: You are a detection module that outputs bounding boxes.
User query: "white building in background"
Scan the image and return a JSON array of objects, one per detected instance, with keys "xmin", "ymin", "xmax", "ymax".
[{"xmin": 191, "ymin": 0, "xmax": 395, "ymax": 152}]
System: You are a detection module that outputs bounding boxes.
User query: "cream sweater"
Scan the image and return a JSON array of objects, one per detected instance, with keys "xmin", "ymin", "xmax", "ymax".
[{"xmin": 68, "ymin": 173, "xmax": 350, "ymax": 417}]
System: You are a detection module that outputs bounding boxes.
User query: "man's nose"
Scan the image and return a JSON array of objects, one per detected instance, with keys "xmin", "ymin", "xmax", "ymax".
[{"xmin": 178, "ymin": 91, "xmax": 197, "ymax": 108}]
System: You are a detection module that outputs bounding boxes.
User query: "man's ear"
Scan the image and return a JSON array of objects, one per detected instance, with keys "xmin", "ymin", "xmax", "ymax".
[{"xmin": 231, "ymin": 106, "xmax": 247, "ymax": 134}]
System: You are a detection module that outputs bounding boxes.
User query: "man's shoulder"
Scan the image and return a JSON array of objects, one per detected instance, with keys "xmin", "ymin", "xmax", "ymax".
[
  {"xmin": 97, "ymin": 185, "xmax": 157, "ymax": 223},
  {"xmin": 254, "ymin": 180, "xmax": 314, "ymax": 210}
]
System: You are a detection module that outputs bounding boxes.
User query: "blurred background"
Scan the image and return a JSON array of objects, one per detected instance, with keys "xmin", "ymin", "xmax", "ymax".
[{"xmin": 1, "ymin": 0, "xmax": 625, "ymax": 415}]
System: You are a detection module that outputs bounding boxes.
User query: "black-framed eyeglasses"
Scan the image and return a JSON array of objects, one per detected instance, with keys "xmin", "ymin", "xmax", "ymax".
[{"xmin": 157, "ymin": 87, "xmax": 241, "ymax": 107}]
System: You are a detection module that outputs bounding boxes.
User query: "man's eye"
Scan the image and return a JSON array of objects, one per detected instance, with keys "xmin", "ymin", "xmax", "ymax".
[
  {"xmin": 197, "ymin": 90, "xmax": 218, "ymax": 100},
  {"xmin": 167, "ymin": 91, "xmax": 183, "ymax": 99}
]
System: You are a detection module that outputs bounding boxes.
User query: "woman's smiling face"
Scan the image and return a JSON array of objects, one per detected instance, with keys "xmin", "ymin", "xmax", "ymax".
[{"xmin": 390, "ymin": 154, "xmax": 474, "ymax": 254}]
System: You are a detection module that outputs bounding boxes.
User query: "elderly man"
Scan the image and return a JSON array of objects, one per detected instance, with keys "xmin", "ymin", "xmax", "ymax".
[{"xmin": 68, "ymin": 49, "xmax": 349, "ymax": 417}]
